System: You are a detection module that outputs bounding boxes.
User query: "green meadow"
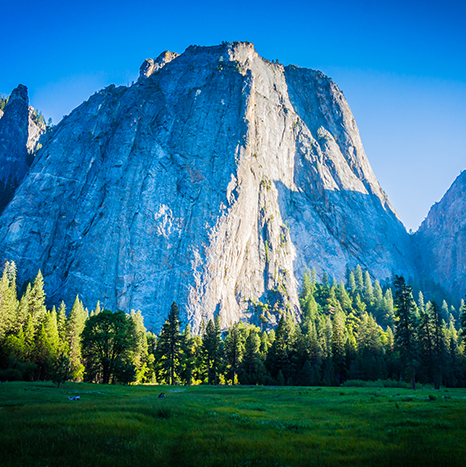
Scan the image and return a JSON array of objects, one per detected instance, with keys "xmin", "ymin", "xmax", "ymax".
[{"xmin": 1, "ymin": 382, "xmax": 465, "ymax": 467}]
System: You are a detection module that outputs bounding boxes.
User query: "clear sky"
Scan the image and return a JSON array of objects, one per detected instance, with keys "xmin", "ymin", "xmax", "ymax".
[{"xmin": 2, "ymin": 0, "xmax": 465, "ymax": 231}]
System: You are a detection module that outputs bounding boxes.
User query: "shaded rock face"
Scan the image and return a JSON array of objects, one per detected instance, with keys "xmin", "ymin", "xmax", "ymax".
[
  {"xmin": 0, "ymin": 85, "xmax": 46, "ymax": 212},
  {"xmin": 0, "ymin": 42, "xmax": 416, "ymax": 331},
  {"xmin": 415, "ymin": 170, "xmax": 466, "ymax": 299},
  {"xmin": 0, "ymin": 85, "xmax": 30, "ymax": 211}
]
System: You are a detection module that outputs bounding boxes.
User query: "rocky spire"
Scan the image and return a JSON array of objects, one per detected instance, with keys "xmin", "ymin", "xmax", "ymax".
[{"xmin": 0, "ymin": 84, "xmax": 30, "ymax": 212}]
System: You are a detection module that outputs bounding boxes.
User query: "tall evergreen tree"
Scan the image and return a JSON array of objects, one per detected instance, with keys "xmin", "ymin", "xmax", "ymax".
[
  {"xmin": 394, "ymin": 276, "xmax": 417, "ymax": 389},
  {"xmin": 336, "ymin": 280, "xmax": 352, "ymax": 314},
  {"xmin": 355, "ymin": 265, "xmax": 364, "ymax": 294},
  {"xmin": 156, "ymin": 302, "xmax": 182, "ymax": 385},
  {"xmin": 363, "ymin": 271, "xmax": 374, "ymax": 304},
  {"xmin": 224, "ymin": 322, "xmax": 245, "ymax": 384},
  {"xmin": 347, "ymin": 271, "xmax": 357, "ymax": 296},
  {"xmin": 332, "ymin": 308, "xmax": 347, "ymax": 384},
  {"xmin": 130, "ymin": 310, "xmax": 149, "ymax": 382},
  {"xmin": 266, "ymin": 315, "xmax": 293, "ymax": 382},
  {"xmin": 241, "ymin": 330, "xmax": 260, "ymax": 384},
  {"xmin": 66, "ymin": 296, "xmax": 88, "ymax": 380},
  {"xmin": 56, "ymin": 301, "xmax": 68, "ymax": 353},
  {"xmin": 180, "ymin": 324, "xmax": 201, "ymax": 385},
  {"xmin": 29, "ymin": 271, "xmax": 47, "ymax": 328},
  {"xmin": 429, "ymin": 301, "xmax": 445, "ymax": 389},
  {"xmin": 202, "ymin": 316, "xmax": 223, "ymax": 384},
  {"xmin": 0, "ymin": 261, "xmax": 18, "ymax": 340}
]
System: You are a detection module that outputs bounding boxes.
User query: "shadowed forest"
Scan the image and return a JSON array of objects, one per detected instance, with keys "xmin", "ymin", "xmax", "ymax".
[{"xmin": 0, "ymin": 261, "xmax": 465, "ymax": 388}]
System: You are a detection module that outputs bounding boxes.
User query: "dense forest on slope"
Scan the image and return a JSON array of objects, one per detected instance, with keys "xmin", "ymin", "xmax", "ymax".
[{"xmin": 0, "ymin": 261, "xmax": 464, "ymax": 387}]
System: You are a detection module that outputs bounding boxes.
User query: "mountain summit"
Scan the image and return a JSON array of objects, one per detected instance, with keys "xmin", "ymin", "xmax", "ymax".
[{"xmin": 0, "ymin": 42, "xmax": 417, "ymax": 330}]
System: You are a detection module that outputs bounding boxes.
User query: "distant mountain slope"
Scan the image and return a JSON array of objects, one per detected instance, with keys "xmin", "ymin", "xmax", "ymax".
[
  {"xmin": 0, "ymin": 42, "xmax": 416, "ymax": 331},
  {"xmin": 415, "ymin": 170, "xmax": 466, "ymax": 299}
]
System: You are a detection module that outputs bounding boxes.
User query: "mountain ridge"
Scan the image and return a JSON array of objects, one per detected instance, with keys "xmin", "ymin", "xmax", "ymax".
[{"xmin": 0, "ymin": 42, "xmax": 461, "ymax": 329}]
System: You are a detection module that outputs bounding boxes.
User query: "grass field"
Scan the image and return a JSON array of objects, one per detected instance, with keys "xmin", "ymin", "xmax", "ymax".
[{"xmin": 1, "ymin": 382, "xmax": 465, "ymax": 466}]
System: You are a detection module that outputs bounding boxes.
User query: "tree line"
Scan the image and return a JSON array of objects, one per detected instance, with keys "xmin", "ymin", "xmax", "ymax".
[{"xmin": 0, "ymin": 261, "xmax": 465, "ymax": 388}]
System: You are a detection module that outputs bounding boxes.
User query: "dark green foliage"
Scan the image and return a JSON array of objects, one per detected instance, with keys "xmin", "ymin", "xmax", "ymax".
[
  {"xmin": 81, "ymin": 310, "xmax": 137, "ymax": 384},
  {"xmin": 240, "ymin": 330, "xmax": 261, "ymax": 384},
  {"xmin": 393, "ymin": 276, "xmax": 417, "ymax": 389},
  {"xmin": 49, "ymin": 353, "xmax": 71, "ymax": 388},
  {"xmin": 156, "ymin": 302, "xmax": 182, "ymax": 385},
  {"xmin": 0, "ymin": 261, "xmax": 465, "ymax": 388},
  {"xmin": 224, "ymin": 322, "xmax": 244, "ymax": 384},
  {"xmin": 202, "ymin": 317, "xmax": 223, "ymax": 384}
]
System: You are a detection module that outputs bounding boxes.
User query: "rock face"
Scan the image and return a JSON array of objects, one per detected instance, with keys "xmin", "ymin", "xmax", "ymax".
[
  {"xmin": 0, "ymin": 42, "xmax": 416, "ymax": 331},
  {"xmin": 139, "ymin": 51, "xmax": 179, "ymax": 79},
  {"xmin": 0, "ymin": 85, "xmax": 46, "ymax": 212},
  {"xmin": 415, "ymin": 170, "xmax": 466, "ymax": 299}
]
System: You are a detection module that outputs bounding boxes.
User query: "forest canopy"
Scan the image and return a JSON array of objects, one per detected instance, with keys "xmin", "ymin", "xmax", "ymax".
[{"xmin": 0, "ymin": 261, "xmax": 465, "ymax": 388}]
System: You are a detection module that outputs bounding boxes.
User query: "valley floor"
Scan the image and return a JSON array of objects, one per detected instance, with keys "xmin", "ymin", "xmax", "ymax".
[{"xmin": 0, "ymin": 382, "xmax": 465, "ymax": 466}]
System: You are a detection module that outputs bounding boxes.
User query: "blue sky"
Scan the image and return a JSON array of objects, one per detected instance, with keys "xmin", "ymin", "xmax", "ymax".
[{"xmin": 2, "ymin": 0, "xmax": 465, "ymax": 231}]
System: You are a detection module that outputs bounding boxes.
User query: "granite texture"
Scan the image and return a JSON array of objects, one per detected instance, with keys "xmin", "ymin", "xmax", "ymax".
[
  {"xmin": 415, "ymin": 170, "xmax": 466, "ymax": 299},
  {"xmin": 0, "ymin": 43, "xmax": 418, "ymax": 331}
]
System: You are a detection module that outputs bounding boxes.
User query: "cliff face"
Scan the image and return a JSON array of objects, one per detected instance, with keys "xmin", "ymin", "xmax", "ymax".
[
  {"xmin": 0, "ymin": 42, "xmax": 416, "ymax": 331},
  {"xmin": 0, "ymin": 85, "xmax": 46, "ymax": 212},
  {"xmin": 415, "ymin": 170, "xmax": 466, "ymax": 299}
]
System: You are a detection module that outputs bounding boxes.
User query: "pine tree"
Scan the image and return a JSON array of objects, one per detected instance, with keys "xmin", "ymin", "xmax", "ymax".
[
  {"xmin": 180, "ymin": 324, "xmax": 201, "ymax": 385},
  {"xmin": 17, "ymin": 283, "xmax": 32, "ymax": 329},
  {"xmin": 429, "ymin": 301, "xmax": 445, "ymax": 389},
  {"xmin": 418, "ymin": 292, "xmax": 426, "ymax": 314},
  {"xmin": 336, "ymin": 280, "xmax": 352, "ymax": 314},
  {"xmin": 332, "ymin": 309, "xmax": 347, "ymax": 384},
  {"xmin": 202, "ymin": 317, "xmax": 223, "ymax": 385},
  {"xmin": 33, "ymin": 320, "xmax": 51, "ymax": 379},
  {"xmin": 29, "ymin": 271, "xmax": 47, "ymax": 328},
  {"xmin": 0, "ymin": 261, "xmax": 18, "ymax": 340},
  {"xmin": 259, "ymin": 331, "xmax": 270, "ymax": 358},
  {"xmin": 301, "ymin": 293, "xmax": 318, "ymax": 334},
  {"xmin": 130, "ymin": 310, "xmax": 149, "ymax": 382},
  {"xmin": 394, "ymin": 276, "xmax": 417, "ymax": 389},
  {"xmin": 241, "ymin": 330, "xmax": 260, "ymax": 384},
  {"xmin": 47, "ymin": 308, "xmax": 60, "ymax": 357},
  {"xmin": 50, "ymin": 353, "xmax": 71, "ymax": 388},
  {"xmin": 300, "ymin": 269, "xmax": 315, "ymax": 304},
  {"xmin": 304, "ymin": 317, "xmax": 322, "ymax": 384},
  {"xmin": 383, "ymin": 288, "xmax": 395, "ymax": 326},
  {"xmin": 347, "ymin": 271, "xmax": 357, "ymax": 296},
  {"xmin": 441, "ymin": 300, "xmax": 449, "ymax": 321},
  {"xmin": 156, "ymin": 302, "xmax": 182, "ymax": 385},
  {"xmin": 224, "ymin": 322, "xmax": 245, "ymax": 384},
  {"xmin": 66, "ymin": 296, "xmax": 87, "ymax": 380},
  {"xmin": 265, "ymin": 315, "xmax": 290, "ymax": 381},
  {"xmin": 355, "ymin": 265, "xmax": 364, "ymax": 294},
  {"xmin": 24, "ymin": 313, "xmax": 35, "ymax": 362},
  {"xmin": 363, "ymin": 271, "xmax": 374, "ymax": 305},
  {"xmin": 57, "ymin": 301, "xmax": 68, "ymax": 353},
  {"xmin": 353, "ymin": 294, "xmax": 366, "ymax": 315}
]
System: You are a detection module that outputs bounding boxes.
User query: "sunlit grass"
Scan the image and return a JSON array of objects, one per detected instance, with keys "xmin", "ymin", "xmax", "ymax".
[{"xmin": 1, "ymin": 382, "xmax": 465, "ymax": 466}]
